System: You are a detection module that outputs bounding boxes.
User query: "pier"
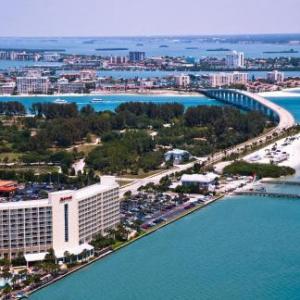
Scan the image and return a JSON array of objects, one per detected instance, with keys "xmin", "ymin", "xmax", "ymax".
[
  {"xmin": 235, "ymin": 191, "xmax": 300, "ymax": 199},
  {"xmin": 261, "ymin": 180, "xmax": 300, "ymax": 186}
]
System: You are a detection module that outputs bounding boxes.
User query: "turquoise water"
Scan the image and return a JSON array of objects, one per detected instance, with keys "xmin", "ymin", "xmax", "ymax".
[
  {"xmin": 1, "ymin": 36, "xmax": 300, "ymax": 70},
  {"xmin": 12, "ymin": 92, "xmax": 300, "ymax": 299},
  {"xmin": 1, "ymin": 36, "xmax": 300, "ymax": 58},
  {"xmin": 267, "ymin": 96, "xmax": 300, "ymax": 123},
  {"xmin": 31, "ymin": 196, "xmax": 300, "ymax": 300},
  {"xmin": 0, "ymin": 94, "xmax": 221, "ymax": 112}
]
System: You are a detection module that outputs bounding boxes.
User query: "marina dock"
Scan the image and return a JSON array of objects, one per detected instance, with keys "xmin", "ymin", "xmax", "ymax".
[
  {"xmin": 235, "ymin": 191, "xmax": 300, "ymax": 199},
  {"xmin": 261, "ymin": 180, "xmax": 300, "ymax": 186}
]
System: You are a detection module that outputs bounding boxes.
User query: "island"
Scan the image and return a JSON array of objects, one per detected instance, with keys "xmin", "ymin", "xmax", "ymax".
[
  {"xmin": 95, "ymin": 47, "xmax": 129, "ymax": 51},
  {"xmin": 206, "ymin": 48, "xmax": 231, "ymax": 52},
  {"xmin": 263, "ymin": 49, "xmax": 299, "ymax": 54}
]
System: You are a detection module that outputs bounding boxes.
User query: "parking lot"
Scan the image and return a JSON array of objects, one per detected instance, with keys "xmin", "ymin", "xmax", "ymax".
[{"xmin": 121, "ymin": 192, "xmax": 213, "ymax": 231}]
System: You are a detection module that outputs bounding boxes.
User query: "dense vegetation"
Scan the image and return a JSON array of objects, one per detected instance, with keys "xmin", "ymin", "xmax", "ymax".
[
  {"xmin": 0, "ymin": 100, "xmax": 271, "ymax": 175},
  {"xmin": 224, "ymin": 160, "xmax": 295, "ymax": 178},
  {"xmin": 86, "ymin": 131, "xmax": 163, "ymax": 174},
  {"xmin": 0, "ymin": 101, "xmax": 26, "ymax": 115}
]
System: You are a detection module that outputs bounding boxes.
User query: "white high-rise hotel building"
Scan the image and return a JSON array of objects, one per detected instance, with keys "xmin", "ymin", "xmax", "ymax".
[
  {"xmin": 225, "ymin": 51, "xmax": 245, "ymax": 68},
  {"xmin": 0, "ymin": 177, "xmax": 120, "ymax": 261}
]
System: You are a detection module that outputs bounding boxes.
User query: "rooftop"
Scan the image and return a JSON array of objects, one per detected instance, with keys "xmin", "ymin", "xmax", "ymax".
[
  {"xmin": 165, "ymin": 149, "xmax": 189, "ymax": 155},
  {"xmin": 0, "ymin": 176, "xmax": 119, "ymax": 209},
  {"xmin": 55, "ymin": 243, "xmax": 94, "ymax": 258},
  {"xmin": 75, "ymin": 177, "xmax": 118, "ymax": 200},
  {"xmin": 24, "ymin": 252, "xmax": 48, "ymax": 263},
  {"xmin": 0, "ymin": 198, "xmax": 50, "ymax": 210},
  {"xmin": 181, "ymin": 173, "xmax": 219, "ymax": 183}
]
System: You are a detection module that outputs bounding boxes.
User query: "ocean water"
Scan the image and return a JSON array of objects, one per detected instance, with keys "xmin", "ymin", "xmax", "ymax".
[
  {"xmin": 1, "ymin": 36, "xmax": 300, "ymax": 70},
  {"xmin": 31, "ymin": 196, "xmax": 300, "ymax": 300},
  {"xmin": 0, "ymin": 94, "xmax": 222, "ymax": 112},
  {"xmin": 267, "ymin": 96, "xmax": 300, "ymax": 122},
  {"xmin": 11, "ymin": 91, "xmax": 300, "ymax": 299},
  {"xmin": 0, "ymin": 36, "xmax": 300, "ymax": 58}
]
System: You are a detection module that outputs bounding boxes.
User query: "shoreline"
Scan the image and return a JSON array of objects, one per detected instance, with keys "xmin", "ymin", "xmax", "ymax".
[
  {"xmin": 259, "ymin": 88, "xmax": 300, "ymax": 98},
  {"xmin": 0, "ymin": 90, "xmax": 202, "ymax": 98},
  {"xmin": 4, "ymin": 89, "xmax": 299, "ymax": 297},
  {"xmin": 28, "ymin": 193, "xmax": 224, "ymax": 296},
  {"xmin": 28, "ymin": 133, "xmax": 300, "ymax": 296},
  {"xmin": 244, "ymin": 133, "xmax": 300, "ymax": 171},
  {"xmin": 0, "ymin": 88, "xmax": 299, "ymax": 100}
]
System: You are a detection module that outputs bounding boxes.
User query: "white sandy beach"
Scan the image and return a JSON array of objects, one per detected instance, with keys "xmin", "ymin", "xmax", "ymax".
[
  {"xmin": 244, "ymin": 133, "xmax": 300, "ymax": 170},
  {"xmin": 259, "ymin": 87, "xmax": 300, "ymax": 98}
]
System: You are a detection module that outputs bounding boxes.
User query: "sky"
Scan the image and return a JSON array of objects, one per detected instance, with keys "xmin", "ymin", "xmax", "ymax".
[{"xmin": 0, "ymin": 0, "xmax": 299, "ymax": 37}]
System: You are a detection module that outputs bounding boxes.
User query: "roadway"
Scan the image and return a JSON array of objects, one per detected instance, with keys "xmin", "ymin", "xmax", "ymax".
[
  {"xmin": 238, "ymin": 90, "xmax": 295, "ymax": 130},
  {"xmin": 120, "ymin": 90, "xmax": 296, "ymax": 197}
]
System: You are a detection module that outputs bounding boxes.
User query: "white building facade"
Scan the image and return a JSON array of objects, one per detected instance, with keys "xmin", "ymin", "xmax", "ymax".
[
  {"xmin": 0, "ymin": 177, "xmax": 120, "ymax": 260},
  {"xmin": 16, "ymin": 76, "xmax": 49, "ymax": 94},
  {"xmin": 225, "ymin": 51, "xmax": 245, "ymax": 68},
  {"xmin": 174, "ymin": 74, "xmax": 190, "ymax": 87},
  {"xmin": 207, "ymin": 72, "xmax": 248, "ymax": 87},
  {"xmin": 266, "ymin": 70, "xmax": 285, "ymax": 83}
]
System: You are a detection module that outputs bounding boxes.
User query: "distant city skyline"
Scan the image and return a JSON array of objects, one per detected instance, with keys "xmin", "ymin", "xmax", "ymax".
[{"xmin": 0, "ymin": 0, "xmax": 299, "ymax": 37}]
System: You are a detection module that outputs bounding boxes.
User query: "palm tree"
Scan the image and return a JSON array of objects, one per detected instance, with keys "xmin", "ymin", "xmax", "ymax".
[
  {"xmin": 45, "ymin": 248, "xmax": 56, "ymax": 263},
  {"xmin": 2, "ymin": 284, "xmax": 12, "ymax": 295},
  {"xmin": 64, "ymin": 251, "xmax": 71, "ymax": 264},
  {"xmin": 81, "ymin": 249, "xmax": 88, "ymax": 262},
  {"xmin": 11, "ymin": 275, "xmax": 17, "ymax": 290}
]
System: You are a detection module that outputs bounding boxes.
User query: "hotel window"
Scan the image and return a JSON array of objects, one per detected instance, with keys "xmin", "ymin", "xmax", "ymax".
[{"xmin": 64, "ymin": 204, "xmax": 69, "ymax": 242}]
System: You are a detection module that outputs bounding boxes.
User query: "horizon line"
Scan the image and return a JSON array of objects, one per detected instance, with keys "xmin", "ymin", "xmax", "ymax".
[{"xmin": 0, "ymin": 32, "xmax": 300, "ymax": 39}]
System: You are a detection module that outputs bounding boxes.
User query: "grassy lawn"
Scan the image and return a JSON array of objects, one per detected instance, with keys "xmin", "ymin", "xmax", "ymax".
[
  {"xmin": 74, "ymin": 144, "xmax": 99, "ymax": 155},
  {"xmin": 0, "ymin": 152, "xmax": 22, "ymax": 162},
  {"xmin": 116, "ymin": 180, "xmax": 134, "ymax": 187},
  {"xmin": 118, "ymin": 169, "xmax": 165, "ymax": 180}
]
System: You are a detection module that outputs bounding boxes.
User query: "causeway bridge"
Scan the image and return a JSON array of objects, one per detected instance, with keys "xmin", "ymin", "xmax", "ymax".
[{"xmin": 201, "ymin": 89, "xmax": 295, "ymax": 131}]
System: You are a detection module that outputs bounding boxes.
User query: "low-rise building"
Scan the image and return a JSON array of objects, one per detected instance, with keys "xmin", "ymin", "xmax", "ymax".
[
  {"xmin": 0, "ymin": 82, "xmax": 15, "ymax": 95},
  {"xmin": 164, "ymin": 149, "xmax": 191, "ymax": 164},
  {"xmin": 57, "ymin": 78, "xmax": 85, "ymax": 93},
  {"xmin": 181, "ymin": 173, "xmax": 219, "ymax": 189},
  {"xmin": 43, "ymin": 52, "xmax": 61, "ymax": 62},
  {"xmin": 109, "ymin": 56, "xmax": 128, "ymax": 65},
  {"xmin": 80, "ymin": 70, "xmax": 97, "ymax": 81}
]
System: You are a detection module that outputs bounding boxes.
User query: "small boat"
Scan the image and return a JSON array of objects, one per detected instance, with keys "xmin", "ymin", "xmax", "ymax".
[
  {"xmin": 253, "ymin": 186, "xmax": 266, "ymax": 192},
  {"xmin": 15, "ymin": 292, "xmax": 29, "ymax": 299},
  {"xmin": 90, "ymin": 98, "xmax": 103, "ymax": 103},
  {"xmin": 54, "ymin": 98, "xmax": 68, "ymax": 104}
]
